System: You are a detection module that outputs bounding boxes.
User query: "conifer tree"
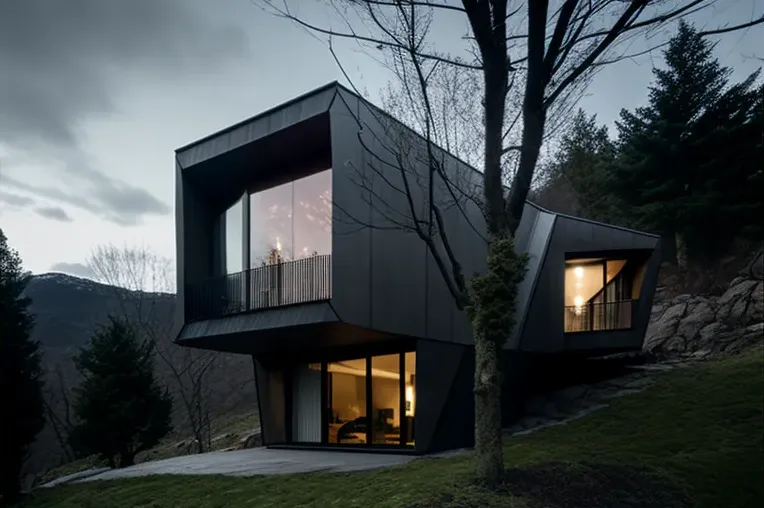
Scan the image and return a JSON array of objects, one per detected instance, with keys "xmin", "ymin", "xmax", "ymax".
[
  {"xmin": 70, "ymin": 316, "xmax": 172, "ymax": 468},
  {"xmin": 0, "ymin": 229, "xmax": 44, "ymax": 505},
  {"xmin": 611, "ymin": 21, "xmax": 763, "ymax": 266}
]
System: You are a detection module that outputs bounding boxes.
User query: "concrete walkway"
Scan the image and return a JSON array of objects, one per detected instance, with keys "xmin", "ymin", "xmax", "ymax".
[{"xmin": 47, "ymin": 448, "xmax": 418, "ymax": 486}]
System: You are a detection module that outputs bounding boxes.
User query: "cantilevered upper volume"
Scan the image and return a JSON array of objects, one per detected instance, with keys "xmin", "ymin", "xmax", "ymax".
[{"xmin": 173, "ymin": 82, "xmax": 661, "ymax": 453}]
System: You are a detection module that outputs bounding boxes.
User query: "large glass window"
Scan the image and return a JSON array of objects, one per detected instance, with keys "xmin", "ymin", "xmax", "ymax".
[
  {"xmin": 327, "ymin": 358, "xmax": 367, "ymax": 444},
  {"xmin": 404, "ymin": 351, "xmax": 416, "ymax": 446},
  {"xmin": 371, "ymin": 354, "xmax": 400, "ymax": 445},
  {"xmin": 293, "ymin": 169, "xmax": 332, "ymax": 260},
  {"xmin": 250, "ymin": 168, "xmax": 332, "ymax": 268},
  {"xmin": 250, "ymin": 181, "xmax": 293, "ymax": 267},
  {"xmin": 564, "ymin": 261, "xmax": 604, "ymax": 309},
  {"xmin": 564, "ymin": 258, "xmax": 632, "ymax": 332},
  {"xmin": 222, "ymin": 198, "xmax": 244, "ymax": 274},
  {"xmin": 294, "ymin": 350, "xmax": 415, "ymax": 447}
]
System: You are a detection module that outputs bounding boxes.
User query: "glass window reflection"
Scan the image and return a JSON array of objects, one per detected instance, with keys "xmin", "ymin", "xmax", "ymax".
[
  {"xmin": 250, "ymin": 182, "xmax": 293, "ymax": 267},
  {"xmin": 293, "ymin": 170, "xmax": 332, "ymax": 260},
  {"xmin": 223, "ymin": 197, "xmax": 243, "ymax": 274},
  {"xmin": 249, "ymin": 168, "xmax": 332, "ymax": 268}
]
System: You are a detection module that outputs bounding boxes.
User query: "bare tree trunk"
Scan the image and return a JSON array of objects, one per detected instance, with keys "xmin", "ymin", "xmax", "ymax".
[{"xmin": 473, "ymin": 334, "xmax": 503, "ymax": 486}]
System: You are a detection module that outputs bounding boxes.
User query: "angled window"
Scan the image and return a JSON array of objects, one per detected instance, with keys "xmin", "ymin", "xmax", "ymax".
[{"xmin": 564, "ymin": 257, "xmax": 640, "ymax": 333}]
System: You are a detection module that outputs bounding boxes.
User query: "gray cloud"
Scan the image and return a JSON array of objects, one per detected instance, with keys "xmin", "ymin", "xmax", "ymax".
[
  {"xmin": 35, "ymin": 206, "xmax": 73, "ymax": 222},
  {"xmin": 0, "ymin": 190, "xmax": 35, "ymax": 207},
  {"xmin": 1, "ymin": 173, "xmax": 167, "ymax": 226},
  {"xmin": 0, "ymin": 0, "xmax": 249, "ymax": 225},
  {"xmin": 49, "ymin": 262, "xmax": 96, "ymax": 280}
]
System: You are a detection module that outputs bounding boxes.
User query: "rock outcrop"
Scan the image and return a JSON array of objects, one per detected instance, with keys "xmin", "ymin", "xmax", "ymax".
[{"xmin": 644, "ymin": 274, "xmax": 763, "ymax": 359}]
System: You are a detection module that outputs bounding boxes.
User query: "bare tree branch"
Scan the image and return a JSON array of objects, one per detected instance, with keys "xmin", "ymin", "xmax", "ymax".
[
  {"xmin": 256, "ymin": 0, "xmax": 484, "ymax": 69},
  {"xmin": 699, "ymin": 14, "xmax": 764, "ymax": 36}
]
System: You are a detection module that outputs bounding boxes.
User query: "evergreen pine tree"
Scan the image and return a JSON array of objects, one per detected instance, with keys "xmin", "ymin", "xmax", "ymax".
[
  {"xmin": 0, "ymin": 229, "xmax": 44, "ymax": 505},
  {"xmin": 70, "ymin": 316, "xmax": 172, "ymax": 468},
  {"xmin": 542, "ymin": 109, "xmax": 619, "ymax": 221},
  {"xmin": 610, "ymin": 21, "xmax": 763, "ymax": 266}
]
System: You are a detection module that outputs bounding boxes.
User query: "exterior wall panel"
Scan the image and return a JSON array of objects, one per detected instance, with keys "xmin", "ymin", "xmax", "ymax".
[
  {"xmin": 423, "ymin": 344, "xmax": 475, "ymax": 453},
  {"xmin": 508, "ymin": 205, "xmax": 556, "ymax": 349},
  {"xmin": 330, "ymin": 90, "xmax": 487, "ymax": 343},
  {"xmin": 177, "ymin": 170, "xmax": 216, "ymax": 328},
  {"xmin": 414, "ymin": 340, "xmax": 467, "ymax": 452},
  {"xmin": 328, "ymin": 95, "xmax": 373, "ymax": 327},
  {"xmin": 254, "ymin": 357, "xmax": 287, "ymax": 445}
]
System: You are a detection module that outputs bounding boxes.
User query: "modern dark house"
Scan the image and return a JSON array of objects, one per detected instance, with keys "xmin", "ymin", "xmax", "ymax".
[{"xmin": 174, "ymin": 82, "xmax": 661, "ymax": 454}]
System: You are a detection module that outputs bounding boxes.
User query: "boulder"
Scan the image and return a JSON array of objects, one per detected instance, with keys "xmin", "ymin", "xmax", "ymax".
[
  {"xmin": 749, "ymin": 282, "xmax": 764, "ymax": 321},
  {"xmin": 676, "ymin": 301, "xmax": 716, "ymax": 342},
  {"xmin": 645, "ymin": 275, "xmax": 763, "ymax": 359},
  {"xmin": 697, "ymin": 322, "xmax": 726, "ymax": 348},
  {"xmin": 717, "ymin": 279, "xmax": 757, "ymax": 321},
  {"xmin": 662, "ymin": 335, "xmax": 687, "ymax": 354},
  {"xmin": 644, "ymin": 302, "xmax": 687, "ymax": 352}
]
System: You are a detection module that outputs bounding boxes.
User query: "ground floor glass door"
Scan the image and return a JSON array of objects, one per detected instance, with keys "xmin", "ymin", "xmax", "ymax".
[
  {"xmin": 327, "ymin": 358, "xmax": 367, "ymax": 444},
  {"xmin": 290, "ymin": 351, "xmax": 416, "ymax": 447}
]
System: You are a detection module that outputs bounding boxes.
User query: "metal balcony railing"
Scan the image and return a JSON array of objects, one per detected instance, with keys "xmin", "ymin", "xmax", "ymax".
[
  {"xmin": 185, "ymin": 254, "xmax": 332, "ymax": 322},
  {"xmin": 564, "ymin": 299, "xmax": 636, "ymax": 333}
]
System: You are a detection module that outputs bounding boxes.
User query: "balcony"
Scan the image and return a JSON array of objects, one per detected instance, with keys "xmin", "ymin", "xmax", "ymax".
[
  {"xmin": 185, "ymin": 254, "xmax": 332, "ymax": 322},
  {"xmin": 564, "ymin": 299, "xmax": 636, "ymax": 333}
]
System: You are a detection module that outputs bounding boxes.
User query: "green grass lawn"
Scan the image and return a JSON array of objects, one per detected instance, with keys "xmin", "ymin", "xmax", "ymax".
[{"xmin": 21, "ymin": 349, "xmax": 763, "ymax": 508}]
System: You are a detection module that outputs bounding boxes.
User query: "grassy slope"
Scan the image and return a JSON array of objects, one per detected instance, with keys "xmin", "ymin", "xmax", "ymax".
[{"xmin": 22, "ymin": 349, "xmax": 763, "ymax": 508}]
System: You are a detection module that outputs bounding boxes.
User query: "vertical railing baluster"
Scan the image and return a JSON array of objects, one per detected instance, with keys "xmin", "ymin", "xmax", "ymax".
[{"xmin": 185, "ymin": 254, "xmax": 333, "ymax": 322}]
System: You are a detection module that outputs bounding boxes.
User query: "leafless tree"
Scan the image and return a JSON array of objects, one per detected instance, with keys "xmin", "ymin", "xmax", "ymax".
[
  {"xmin": 87, "ymin": 244, "xmax": 250, "ymax": 454},
  {"xmin": 41, "ymin": 364, "xmax": 78, "ymax": 464},
  {"xmin": 256, "ymin": 0, "xmax": 763, "ymax": 487}
]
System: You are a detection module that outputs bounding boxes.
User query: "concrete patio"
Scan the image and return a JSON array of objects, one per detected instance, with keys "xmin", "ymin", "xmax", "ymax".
[{"xmin": 43, "ymin": 448, "xmax": 421, "ymax": 487}]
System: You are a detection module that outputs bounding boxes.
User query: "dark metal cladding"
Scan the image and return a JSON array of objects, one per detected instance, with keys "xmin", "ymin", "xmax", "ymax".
[{"xmin": 173, "ymin": 82, "xmax": 661, "ymax": 454}]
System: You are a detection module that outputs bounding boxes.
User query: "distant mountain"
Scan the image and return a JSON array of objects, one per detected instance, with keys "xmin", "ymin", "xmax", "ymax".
[{"xmin": 25, "ymin": 272, "xmax": 175, "ymax": 351}]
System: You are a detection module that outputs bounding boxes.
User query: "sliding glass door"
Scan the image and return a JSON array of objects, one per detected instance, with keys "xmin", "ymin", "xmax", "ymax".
[
  {"xmin": 327, "ymin": 358, "xmax": 367, "ymax": 444},
  {"xmin": 290, "ymin": 350, "xmax": 416, "ymax": 447},
  {"xmin": 371, "ymin": 354, "xmax": 400, "ymax": 445}
]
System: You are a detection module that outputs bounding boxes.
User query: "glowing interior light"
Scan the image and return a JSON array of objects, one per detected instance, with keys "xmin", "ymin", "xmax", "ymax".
[
  {"xmin": 574, "ymin": 266, "xmax": 584, "ymax": 279},
  {"xmin": 405, "ymin": 385, "xmax": 415, "ymax": 416},
  {"xmin": 276, "ymin": 237, "xmax": 282, "ymax": 251},
  {"xmin": 573, "ymin": 295, "xmax": 584, "ymax": 308}
]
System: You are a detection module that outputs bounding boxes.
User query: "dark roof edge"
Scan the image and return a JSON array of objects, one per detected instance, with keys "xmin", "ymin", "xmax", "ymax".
[
  {"xmin": 527, "ymin": 200, "xmax": 661, "ymax": 239},
  {"xmin": 174, "ymin": 81, "xmax": 341, "ymax": 154}
]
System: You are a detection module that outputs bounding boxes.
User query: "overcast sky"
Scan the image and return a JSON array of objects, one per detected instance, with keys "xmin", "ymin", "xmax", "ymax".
[{"xmin": 0, "ymin": 0, "xmax": 761, "ymax": 279}]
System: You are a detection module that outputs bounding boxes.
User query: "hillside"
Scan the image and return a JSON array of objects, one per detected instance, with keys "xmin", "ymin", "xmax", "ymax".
[
  {"xmin": 22, "ymin": 273, "xmax": 257, "ymax": 483},
  {"xmin": 23, "ymin": 348, "xmax": 764, "ymax": 508},
  {"xmin": 26, "ymin": 273, "xmax": 175, "ymax": 351}
]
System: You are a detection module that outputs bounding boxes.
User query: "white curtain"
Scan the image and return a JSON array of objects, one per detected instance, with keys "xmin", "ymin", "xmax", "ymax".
[{"xmin": 292, "ymin": 366, "xmax": 322, "ymax": 443}]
